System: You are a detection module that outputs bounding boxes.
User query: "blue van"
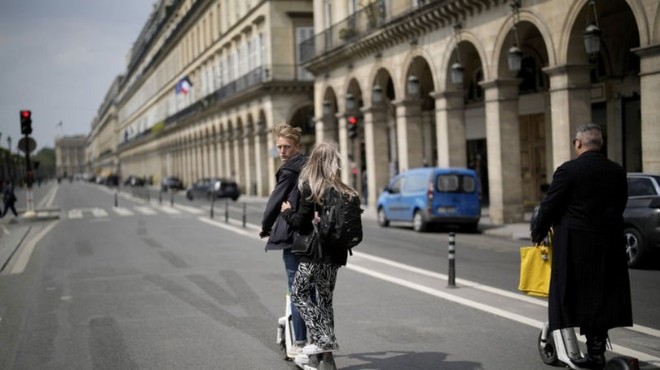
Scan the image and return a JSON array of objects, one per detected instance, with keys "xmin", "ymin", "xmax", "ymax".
[{"xmin": 376, "ymin": 167, "xmax": 481, "ymax": 232}]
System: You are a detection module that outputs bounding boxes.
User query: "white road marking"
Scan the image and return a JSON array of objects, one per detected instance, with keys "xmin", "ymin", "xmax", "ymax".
[
  {"xmin": 155, "ymin": 205, "xmax": 181, "ymax": 214},
  {"xmin": 68, "ymin": 209, "xmax": 83, "ymax": 219},
  {"xmin": 8, "ymin": 221, "xmax": 57, "ymax": 274},
  {"xmin": 112, "ymin": 207, "xmax": 134, "ymax": 216},
  {"xmin": 134, "ymin": 206, "xmax": 157, "ymax": 215},
  {"xmin": 173, "ymin": 204, "xmax": 204, "ymax": 214},
  {"xmin": 91, "ymin": 208, "xmax": 108, "ymax": 217}
]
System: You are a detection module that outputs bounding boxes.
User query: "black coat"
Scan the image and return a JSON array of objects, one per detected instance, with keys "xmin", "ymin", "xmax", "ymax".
[
  {"xmin": 531, "ymin": 150, "xmax": 632, "ymax": 332},
  {"xmin": 262, "ymin": 153, "xmax": 307, "ymax": 251},
  {"xmin": 282, "ymin": 185, "xmax": 348, "ymax": 266}
]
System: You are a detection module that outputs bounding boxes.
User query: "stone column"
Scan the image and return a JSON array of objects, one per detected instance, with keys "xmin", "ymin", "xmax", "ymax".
[
  {"xmin": 224, "ymin": 135, "xmax": 232, "ymax": 179},
  {"xmin": 363, "ymin": 106, "xmax": 390, "ymax": 210},
  {"xmin": 481, "ymin": 78, "xmax": 524, "ymax": 224},
  {"xmin": 233, "ymin": 133, "xmax": 243, "ymax": 185},
  {"xmin": 393, "ymin": 99, "xmax": 424, "ymax": 172},
  {"xmin": 432, "ymin": 91, "xmax": 466, "ymax": 168},
  {"xmin": 544, "ymin": 64, "xmax": 592, "ymax": 169},
  {"xmin": 337, "ymin": 114, "xmax": 350, "ymax": 185},
  {"xmin": 243, "ymin": 132, "xmax": 253, "ymax": 195},
  {"xmin": 634, "ymin": 44, "xmax": 660, "ymax": 173},
  {"xmin": 254, "ymin": 127, "xmax": 269, "ymax": 196}
]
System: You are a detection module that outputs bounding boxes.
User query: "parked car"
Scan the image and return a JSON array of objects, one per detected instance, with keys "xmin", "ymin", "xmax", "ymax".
[
  {"xmin": 161, "ymin": 176, "xmax": 184, "ymax": 192},
  {"xmin": 377, "ymin": 167, "xmax": 481, "ymax": 232},
  {"xmin": 124, "ymin": 175, "xmax": 145, "ymax": 187},
  {"xmin": 186, "ymin": 177, "xmax": 240, "ymax": 201},
  {"xmin": 623, "ymin": 173, "xmax": 660, "ymax": 268}
]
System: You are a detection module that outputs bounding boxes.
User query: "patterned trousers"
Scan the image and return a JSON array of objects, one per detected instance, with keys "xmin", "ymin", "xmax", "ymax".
[{"xmin": 291, "ymin": 261, "xmax": 339, "ymax": 349}]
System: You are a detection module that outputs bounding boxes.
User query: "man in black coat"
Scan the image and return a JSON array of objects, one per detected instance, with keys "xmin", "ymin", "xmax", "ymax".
[{"xmin": 531, "ymin": 123, "xmax": 632, "ymax": 369}]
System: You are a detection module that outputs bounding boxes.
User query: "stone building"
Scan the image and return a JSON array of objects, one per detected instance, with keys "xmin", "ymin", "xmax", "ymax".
[
  {"xmin": 55, "ymin": 135, "xmax": 87, "ymax": 179},
  {"xmin": 301, "ymin": 0, "xmax": 659, "ymax": 224},
  {"xmin": 88, "ymin": 76, "xmax": 123, "ymax": 179},
  {"xmin": 114, "ymin": 0, "xmax": 314, "ymax": 194},
  {"xmin": 93, "ymin": 0, "xmax": 660, "ymax": 225}
]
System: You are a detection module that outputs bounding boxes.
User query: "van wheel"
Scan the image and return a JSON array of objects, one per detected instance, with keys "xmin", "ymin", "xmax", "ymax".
[
  {"xmin": 377, "ymin": 207, "xmax": 389, "ymax": 227},
  {"xmin": 624, "ymin": 227, "xmax": 645, "ymax": 268},
  {"xmin": 413, "ymin": 210, "xmax": 428, "ymax": 232}
]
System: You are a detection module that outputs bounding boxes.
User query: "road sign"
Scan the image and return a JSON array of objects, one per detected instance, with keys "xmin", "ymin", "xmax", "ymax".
[{"xmin": 18, "ymin": 137, "xmax": 37, "ymax": 153}]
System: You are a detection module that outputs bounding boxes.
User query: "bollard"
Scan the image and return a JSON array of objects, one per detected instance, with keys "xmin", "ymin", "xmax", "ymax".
[
  {"xmin": 159, "ymin": 191, "xmax": 162, "ymax": 205},
  {"xmin": 225, "ymin": 199, "xmax": 229, "ymax": 223},
  {"xmin": 146, "ymin": 189, "xmax": 150, "ymax": 202},
  {"xmin": 447, "ymin": 232, "xmax": 456, "ymax": 288},
  {"xmin": 242, "ymin": 202, "xmax": 246, "ymax": 228},
  {"xmin": 210, "ymin": 197, "xmax": 215, "ymax": 219},
  {"xmin": 114, "ymin": 192, "xmax": 118, "ymax": 207},
  {"xmin": 170, "ymin": 192, "xmax": 174, "ymax": 207}
]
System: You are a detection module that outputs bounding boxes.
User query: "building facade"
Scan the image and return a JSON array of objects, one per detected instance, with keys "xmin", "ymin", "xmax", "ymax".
[
  {"xmin": 302, "ymin": 0, "xmax": 660, "ymax": 224},
  {"xmin": 114, "ymin": 0, "xmax": 314, "ymax": 195},
  {"xmin": 88, "ymin": 76, "xmax": 123, "ymax": 178},
  {"xmin": 90, "ymin": 0, "xmax": 660, "ymax": 225},
  {"xmin": 55, "ymin": 135, "xmax": 87, "ymax": 179}
]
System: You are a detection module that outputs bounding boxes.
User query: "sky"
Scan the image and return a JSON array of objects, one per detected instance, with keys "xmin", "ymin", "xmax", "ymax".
[{"xmin": 0, "ymin": 0, "xmax": 155, "ymax": 153}]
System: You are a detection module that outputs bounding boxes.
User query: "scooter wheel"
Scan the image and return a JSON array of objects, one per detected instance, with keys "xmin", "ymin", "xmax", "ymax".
[
  {"xmin": 605, "ymin": 356, "xmax": 639, "ymax": 370},
  {"xmin": 538, "ymin": 331, "xmax": 560, "ymax": 366}
]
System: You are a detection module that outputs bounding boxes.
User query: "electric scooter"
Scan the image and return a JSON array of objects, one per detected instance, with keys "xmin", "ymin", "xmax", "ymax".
[
  {"xmin": 537, "ymin": 322, "xmax": 639, "ymax": 369},
  {"xmin": 277, "ymin": 294, "xmax": 337, "ymax": 370}
]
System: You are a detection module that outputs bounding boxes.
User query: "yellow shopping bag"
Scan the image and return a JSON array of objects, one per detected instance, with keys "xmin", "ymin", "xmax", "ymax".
[{"xmin": 518, "ymin": 244, "xmax": 552, "ymax": 297}]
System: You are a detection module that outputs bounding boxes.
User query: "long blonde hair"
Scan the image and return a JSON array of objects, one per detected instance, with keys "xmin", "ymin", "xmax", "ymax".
[{"xmin": 298, "ymin": 141, "xmax": 358, "ymax": 204}]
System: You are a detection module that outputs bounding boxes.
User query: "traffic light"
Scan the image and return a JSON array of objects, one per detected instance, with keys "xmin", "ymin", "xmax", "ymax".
[
  {"xmin": 20, "ymin": 110, "xmax": 32, "ymax": 135},
  {"xmin": 347, "ymin": 115, "xmax": 359, "ymax": 139}
]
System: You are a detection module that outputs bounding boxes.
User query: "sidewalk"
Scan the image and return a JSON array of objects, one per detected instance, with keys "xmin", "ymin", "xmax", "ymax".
[{"xmin": 359, "ymin": 205, "xmax": 532, "ymax": 241}]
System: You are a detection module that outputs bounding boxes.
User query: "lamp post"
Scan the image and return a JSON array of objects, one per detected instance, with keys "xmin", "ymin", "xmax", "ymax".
[
  {"xmin": 451, "ymin": 23, "xmax": 465, "ymax": 86},
  {"xmin": 583, "ymin": 0, "xmax": 601, "ymax": 57},
  {"xmin": 508, "ymin": 0, "xmax": 523, "ymax": 73},
  {"xmin": 407, "ymin": 75, "xmax": 420, "ymax": 96},
  {"xmin": 372, "ymin": 84, "xmax": 382, "ymax": 105}
]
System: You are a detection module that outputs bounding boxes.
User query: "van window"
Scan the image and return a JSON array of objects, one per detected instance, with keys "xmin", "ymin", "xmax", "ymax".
[
  {"xmin": 389, "ymin": 177, "xmax": 403, "ymax": 193},
  {"xmin": 403, "ymin": 173, "xmax": 429, "ymax": 193},
  {"xmin": 436, "ymin": 174, "xmax": 476, "ymax": 193}
]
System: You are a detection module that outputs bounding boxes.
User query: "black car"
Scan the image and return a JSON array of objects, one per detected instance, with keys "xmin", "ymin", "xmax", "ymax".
[
  {"xmin": 186, "ymin": 177, "xmax": 240, "ymax": 201},
  {"xmin": 161, "ymin": 176, "xmax": 184, "ymax": 192},
  {"xmin": 623, "ymin": 173, "xmax": 660, "ymax": 268},
  {"xmin": 124, "ymin": 175, "xmax": 145, "ymax": 187}
]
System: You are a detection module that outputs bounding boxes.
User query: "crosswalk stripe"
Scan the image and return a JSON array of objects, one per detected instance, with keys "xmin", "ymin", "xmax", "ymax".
[
  {"xmin": 68, "ymin": 209, "xmax": 83, "ymax": 219},
  {"xmin": 112, "ymin": 207, "xmax": 134, "ymax": 216},
  {"xmin": 154, "ymin": 205, "xmax": 181, "ymax": 214},
  {"xmin": 91, "ymin": 208, "xmax": 108, "ymax": 217},
  {"xmin": 134, "ymin": 206, "xmax": 158, "ymax": 215},
  {"xmin": 173, "ymin": 204, "xmax": 204, "ymax": 214}
]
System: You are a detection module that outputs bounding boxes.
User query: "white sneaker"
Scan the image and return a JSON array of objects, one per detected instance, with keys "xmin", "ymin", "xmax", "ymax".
[
  {"xmin": 293, "ymin": 354, "xmax": 309, "ymax": 366},
  {"xmin": 287, "ymin": 344, "xmax": 304, "ymax": 357},
  {"xmin": 302, "ymin": 343, "xmax": 335, "ymax": 355}
]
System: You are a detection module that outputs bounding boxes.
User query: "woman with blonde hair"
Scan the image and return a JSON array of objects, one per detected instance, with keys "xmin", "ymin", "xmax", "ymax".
[{"xmin": 281, "ymin": 140, "xmax": 358, "ymax": 356}]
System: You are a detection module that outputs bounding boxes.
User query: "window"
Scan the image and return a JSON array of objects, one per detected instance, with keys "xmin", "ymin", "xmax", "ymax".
[
  {"xmin": 437, "ymin": 175, "xmax": 477, "ymax": 193},
  {"xmin": 403, "ymin": 174, "xmax": 429, "ymax": 193},
  {"xmin": 628, "ymin": 177, "xmax": 659, "ymax": 197},
  {"xmin": 296, "ymin": 27, "xmax": 314, "ymax": 80}
]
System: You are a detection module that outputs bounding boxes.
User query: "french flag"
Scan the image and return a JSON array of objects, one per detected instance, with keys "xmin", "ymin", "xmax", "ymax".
[{"xmin": 175, "ymin": 77, "xmax": 192, "ymax": 95}]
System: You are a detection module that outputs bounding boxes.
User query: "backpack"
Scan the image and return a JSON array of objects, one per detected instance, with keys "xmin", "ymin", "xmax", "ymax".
[{"xmin": 318, "ymin": 189, "xmax": 363, "ymax": 254}]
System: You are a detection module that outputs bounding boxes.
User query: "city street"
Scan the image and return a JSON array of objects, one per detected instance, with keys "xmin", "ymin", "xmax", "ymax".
[{"xmin": 0, "ymin": 181, "xmax": 658, "ymax": 369}]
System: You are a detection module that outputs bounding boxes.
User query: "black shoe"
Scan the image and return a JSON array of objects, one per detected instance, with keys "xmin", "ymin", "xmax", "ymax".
[{"xmin": 572, "ymin": 354, "xmax": 605, "ymax": 369}]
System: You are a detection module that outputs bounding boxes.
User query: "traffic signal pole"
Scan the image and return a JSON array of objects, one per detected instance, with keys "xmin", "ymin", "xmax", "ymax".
[{"xmin": 19, "ymin": 110, "xmax": 36, "ymax": 218}]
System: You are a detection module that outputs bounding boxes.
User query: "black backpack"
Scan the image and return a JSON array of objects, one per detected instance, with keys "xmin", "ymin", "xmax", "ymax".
[{"xmin": 318, "ymin": 189, "xmax": 363, "ymax": 254}]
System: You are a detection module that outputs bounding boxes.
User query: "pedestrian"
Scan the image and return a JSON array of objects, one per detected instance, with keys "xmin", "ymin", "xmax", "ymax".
[
  {"xmin": 280, "ymin": 141, "xmax": 358, "ymax": 356},
  {"xmin": 259, "ymin": 122, "xmax": 309, "ymax": 356},
  {"xmin": 531, "ymin": 123, "xmax": 632, "ymax": 369},
  {"xmin": 2, "ymin": 180, "xmax": 18, "ymax": 218}
]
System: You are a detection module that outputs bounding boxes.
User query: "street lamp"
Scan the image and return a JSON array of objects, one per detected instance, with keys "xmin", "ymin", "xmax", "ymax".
[
  {"xmin": 583, "ymin": 0, "xmax": 601, "ymax": 56},
  {"xmin": 345, "ymin": 94, "xmax": 355, "ymax": 111},
  {"xmin": 407, "ymin": 75, "xmax": 419, "ymax": 96},
  {"xmin": 372, "ymin": 84, "xmax": 383, "ymax": 104},
  {"xmin": 451, "ymin": 23, "xmax": 464, "ymax": 86},
  {"xmin": 322, "ymin": 100, "xmax": 332, "ymax": 116},
  {"xmin": 508, "ymin": 0, "xmax": 523, "ymax": 73}
]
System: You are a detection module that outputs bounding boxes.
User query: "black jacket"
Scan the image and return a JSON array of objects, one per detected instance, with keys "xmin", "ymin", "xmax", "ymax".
[
  {"xmin": 262, "ymin": 153, "xmax": 307, "ymax": 251},
  {"xmin": 531, "ymin": 150, "xmax": 632, "ymax": 332},
  {"xmin": 282, "ymin": 185, "xmax": 348, "ymax": 266}
]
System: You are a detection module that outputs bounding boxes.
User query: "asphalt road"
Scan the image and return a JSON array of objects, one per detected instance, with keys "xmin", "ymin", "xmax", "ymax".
[{"xmin": 0, "ymin": 181, "xmax": 658, "ymax": 369}]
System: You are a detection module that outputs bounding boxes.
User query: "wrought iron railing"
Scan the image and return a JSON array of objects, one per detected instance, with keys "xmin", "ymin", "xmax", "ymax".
[{"xmin": 300, "ymin": 0, "xmax": 388, "ymax": 63}]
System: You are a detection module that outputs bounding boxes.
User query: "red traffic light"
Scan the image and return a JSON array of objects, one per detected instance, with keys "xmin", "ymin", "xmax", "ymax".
[
  {"xmin": 20, "ymin": 110, "xmax": 31, "ymax": 119},
  {"xmin": 348, "ymin": 116, "xmax": 358, "ymax": 125},
  {"xmin": 20, "ymin": 109, "xmax": 33, "ymax": 135}
]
